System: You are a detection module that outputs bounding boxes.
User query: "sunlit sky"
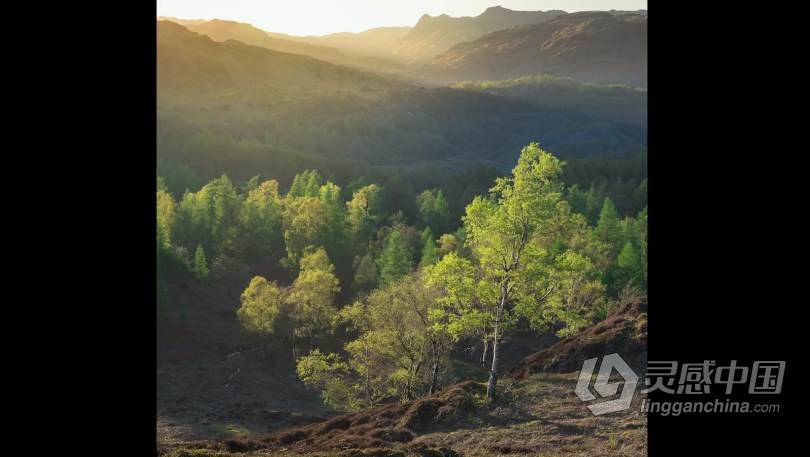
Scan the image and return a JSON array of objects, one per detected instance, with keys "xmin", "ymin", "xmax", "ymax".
[{"xmin": 156, "ymin": 1, "xmax": 647, "ymax": 36}]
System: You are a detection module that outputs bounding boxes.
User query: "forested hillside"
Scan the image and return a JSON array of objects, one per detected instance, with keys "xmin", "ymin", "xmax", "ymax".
[
  {"xmin": 157, "ymin": 5, "xmax": 647, "ymax": 455},
  {"xmin": 157, "ymin": 21, "xmax": 646, "ymax": 221},
  {"xmin": 158, "ymin": 142, "xmax": 647, "ymax": 402},
  {"xmin": 423, "ymin": 12, "xmax": 647, "ymax": 86}
]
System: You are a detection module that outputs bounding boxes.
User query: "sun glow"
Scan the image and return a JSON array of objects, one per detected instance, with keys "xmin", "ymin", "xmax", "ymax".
[{"xmin": 156, "ymin": 0, "xmax": 647, "ymax": 36}]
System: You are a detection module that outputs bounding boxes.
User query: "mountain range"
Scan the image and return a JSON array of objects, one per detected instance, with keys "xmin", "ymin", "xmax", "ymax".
[
  {"xmin": 157, "ymin": 19, "xmax": 646, "ymax": 185},
  {"xmin": 391, "ymin": 6, "xmax": 566, "ymax": 63},
  {"xmin": 159, "ymin": 5, "xmax": 646, "ymax": 87},
  {"xmin": 423, "ymin": 11, "xmax": 647, "ymax": 86},
  {"xmin": 158, "ymin": 18, "xmax": 406, "ymax": 74},
  {"xmin": 156, "ymin": 20, "xmax": 388, "ymax": 92}
]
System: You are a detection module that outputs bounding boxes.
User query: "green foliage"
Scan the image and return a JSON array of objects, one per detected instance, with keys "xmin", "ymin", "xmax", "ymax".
[
  {"xmin": 537, "ymin": 251, "xmax": 607, "ymax": 337},
  {"xmin": 352, "ymin": 252, "xmax": 378, "ymax": 295},
  {"xmin": 301, "ymin": 272, "xmax": 450, "ymax": 410},
  {"xmin": 174, "ymin": 174, "xmax": 241, "ymax": 257},
  {"xmin": 296, "ymin": 349, "xmax": 358, "ymax": 411},
  {"xmin": 193, "ymin": 244, "xmax": 210, "ymax": 283},
  {"xmin": 286, "ymin": 247, "xmax": 341, "ymax": 340},
  {"xmin": 377, "ymin": 230, "xmax": 412, "ymax": 286},
  {"xmin": 596, "ymin": 203, "xmax": 648, "ymax": 295},
  {"xmin": 242, "ymin": 174, "xmax": 262, "ymax": 194},
  {"xmin": 282, "ymin": 197, "xmax": 330, "ymax": 265},
  {"xmin": 157, "ymin": 159, "xmax": 204, "ymax": 198},
  {"xmin": 431, "ymin": 143, "xmax": 611, "ymax": 399},
  {"xmin": 288, "ymin": 170, "xmax": 323, "ymax": 198},
  {"xmin": 157, "ymin": 176, "xmax": 168, "ymax": 193},
  {"xmin": 437, "ymin": 233, "xmax": 458, "ymax": 258},
  {"xmin": 417, "ymin": 189, "xmax": 451, "ymax": 237},
  {"xmin": 155, "ymin": 138, "xmax": 645, "ymax": 407},
  {"xmin": 595, "ymin": 197, "xmax": 621, "ymax": 250},
  {"xmin": 419, "ymin": 228, "xmax": 439, "ymax": 267},
  {"xmin": 346, "ymin": 184, "xmax": 384, "ymax": 251},
  {"xmin": 424, "ymin": 252, "xmax": 495, "ymax": 341},
  {"xmin": 616, "ymin": 241, "xmax": 644, "ymax": 289},
  {"xmin": 318, "ymin": 180, "xmax": 351, "ymax": 278},
  {"xmin": 237, "ymin": 179, "xmax": 283, "ymax": 259},
  {"xmin": 564, "ymin": 154, "xmax": 647, "ymax": 222},
  {"xmin": 237, "ymin": 276, "xmax": 285, "ymax": 337},
  {"xmin": 157, "ymin": 189, "xmax": 176, "ymax": 247}
]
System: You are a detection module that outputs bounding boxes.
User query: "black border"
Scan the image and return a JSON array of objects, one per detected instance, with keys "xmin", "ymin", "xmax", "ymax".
[{"xmin": 35, "ymin": 1, "xmax": 803, "ymax": 454}]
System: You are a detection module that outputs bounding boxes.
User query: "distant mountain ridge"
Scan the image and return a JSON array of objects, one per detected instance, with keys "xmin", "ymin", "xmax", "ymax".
[
  {"xmin": 393, "ymin": 6, "xmax": 567, "ymax": 63},
  {"xmin": 156, "ymin": 20, "xmax": 384, "ymax": 91},
  {"xmin": 157, "ymin": 20, "xmax": 645, "ymax": 183},
  {"xmin": 158, "ymin": 6, "xmax": 573, "ymax": 66},
  {"xmin": 158, "ymin": 18, "xmax": 406, "ymax": 73},
  {"xmin": 422, "ymin": 11, "xmax": 647, "ymax": 87},
  {"xmin": 158, "ymin": 6, "xmax": 648, "ymax": 86},
  {"xmin": 305, "ymin": 27, "xmax": 413, "ymax": 59},
  {"xmin": 157, "ymin": 16, "xmax": 207, "ymax": 27}
]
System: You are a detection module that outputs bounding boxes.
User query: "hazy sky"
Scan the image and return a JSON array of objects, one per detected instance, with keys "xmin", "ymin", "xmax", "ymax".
[{"xmin": 156, "ymin": 1, "xmax": 647, "ymax": 36}]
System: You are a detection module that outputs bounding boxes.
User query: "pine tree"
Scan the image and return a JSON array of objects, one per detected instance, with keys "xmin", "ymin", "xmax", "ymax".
[
  {"xmin": 304, "ymin": 170, "xmax": 323, "ymax": 197},
  {"xmin": 595, "ymin": 198, "xmax": 621, "ymax": 248},
  {"xmin": 433, "ymin": 190, "xmax": 450, "ymax": 235},
  {"xmin": 288, "ymin": 173, "xmax": 305, "ymax": 198},
  {"xmin": 419, "ymin": 228, "xmax": 439, "ymax": 267},
  {"xmin": 417, "ymin": 189, "xmax": 451, "ymax": 236},
  {"xmin": 617, "ymin": 241, "xmax": 644, "ymax": 288},
  {"xmin": 377, "ymin": 231, "xmax": 412, "ymax": 286},
  {"xmin": 194, "ymin": 244, "xmax": 210, "ymax": 283}
]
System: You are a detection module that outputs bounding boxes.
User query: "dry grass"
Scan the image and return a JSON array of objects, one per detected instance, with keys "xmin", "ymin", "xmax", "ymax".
[
  {"xmin": 159, "ymin": 283, "xmax": 647, "ymax": 456},
  {"xmin": 507, "ymin": 301, "xmax": 647, "ymax": 378},
  {"xmin": 160, "ymin": 371, "xmax": 646, "ymax": 457},
  {"xmin": 414, "ymin": 373, "xmax": 646, "ymax": 456}
]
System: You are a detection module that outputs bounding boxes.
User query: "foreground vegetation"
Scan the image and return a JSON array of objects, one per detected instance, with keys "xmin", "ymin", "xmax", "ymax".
[
  {"xmin": 158, "ymin": 143, "xmax": 646, "ymax": 412},
  {"xmin": 158, "ymin": 372, "xmax": 646, "ymax": 457}
]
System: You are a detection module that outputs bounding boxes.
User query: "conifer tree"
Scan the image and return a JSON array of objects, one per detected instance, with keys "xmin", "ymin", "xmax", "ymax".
[
  {"xmin": 419, "ymin": 228, "xmax": 439, "ymax": 267},
  {"xmin": 377, "ymin": 231, "xmax": 412, "ymax": 286},
  {"xmin": 194, "ymin": 244, "xmax": 209, "ymax": 283}
]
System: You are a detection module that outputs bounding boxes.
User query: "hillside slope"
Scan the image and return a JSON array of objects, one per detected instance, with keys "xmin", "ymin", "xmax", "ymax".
[
  {"xmin": 423, "ymin": 12, "xmax": 647, "ymax": 87},
  {"xmin": 158, "ymin": 300, "xmax": 647, "ymax": 456},
  {"xmin": 307, "ymin": 26, "xmax": 413, "ymax": 60},
  {"xmin": 161, "ymin": 18, "xmax": 406, "ymax": 73},
  {"xmin": 508, "ymin": 299, "xmax": 647, "ymax": 378},
  {"xmin": 157, "ymin": 20, "xmax": 390, "ymax": 91},
  {"xmin": 157, "ymin": 21, "xmax": 646, "ymax": 196},
  {"xmin": 394, "ymin": 6, "xmax": 566, "ymax": 64}
]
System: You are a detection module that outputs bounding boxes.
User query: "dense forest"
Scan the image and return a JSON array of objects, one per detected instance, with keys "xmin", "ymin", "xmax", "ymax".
[{"xmin": 157, "ymin": 142, "xmax": 646, "ymax": 406}]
